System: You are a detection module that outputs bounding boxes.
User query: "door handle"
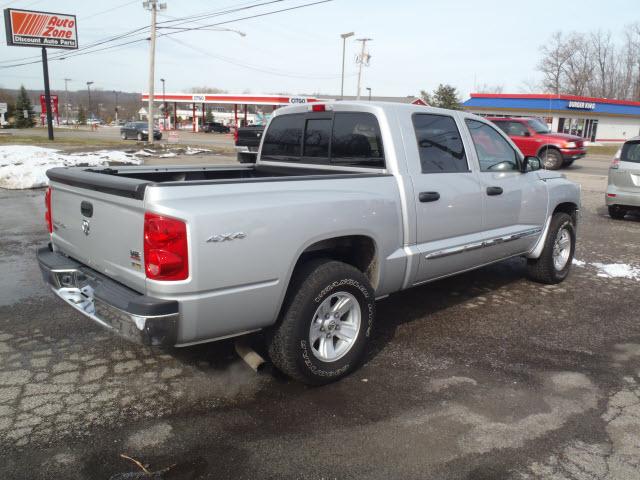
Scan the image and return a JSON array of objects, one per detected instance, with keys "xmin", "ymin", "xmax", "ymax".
[
  {"xmin": 486, "ymin": 186, "xmax": 503, "ymax": 196},
  {"xmin": 419, "ymin": 191, "xmax": 440, "ymax": 202}
]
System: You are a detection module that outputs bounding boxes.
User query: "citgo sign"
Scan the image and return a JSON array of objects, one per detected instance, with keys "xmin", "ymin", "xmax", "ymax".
[{"xmin": 3, "ymin": 8, "xmax": 78, "ymax": 49}]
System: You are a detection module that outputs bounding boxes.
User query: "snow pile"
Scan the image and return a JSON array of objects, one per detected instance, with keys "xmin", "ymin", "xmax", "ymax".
[
  {"xmin": 0, "ymin": 145, "xmax": 141, "ymax": 190},
  {"xmin": 591, "ymin": 262, "xmax": 640, "ymax": 281},
  {"xmin": 573, "ymin": 258, "xmax": 640, "ymax": 281}
]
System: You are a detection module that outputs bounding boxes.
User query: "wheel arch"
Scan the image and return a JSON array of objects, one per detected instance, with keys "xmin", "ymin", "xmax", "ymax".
[{"xmin": 536, "ymin": 144, "xmax": 561, "ymax": 157}]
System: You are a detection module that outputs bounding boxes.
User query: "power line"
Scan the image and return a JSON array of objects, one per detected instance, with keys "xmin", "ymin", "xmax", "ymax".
[
  {"xmin": 0, "ymin": 0, "xmax": 335, "ymax": 69},
  {"xmin": 0, "ymin": 0, "xmax": 287, "ymax": 66}
]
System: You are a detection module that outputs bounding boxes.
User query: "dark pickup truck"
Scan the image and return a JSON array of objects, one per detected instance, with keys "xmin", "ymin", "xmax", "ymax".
[{"xmin": 234, "ymin": 125, "xmax": 265, "ymax": 163}]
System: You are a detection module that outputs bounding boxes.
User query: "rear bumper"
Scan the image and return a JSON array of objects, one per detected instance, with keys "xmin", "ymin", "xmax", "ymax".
[
  {"xmin": 37, "ymin": 246, "xmax": 178, "ymax": 346},
  {"xmin": 606, "ymin": 185, "xmax": 640, "ymax": 208}
]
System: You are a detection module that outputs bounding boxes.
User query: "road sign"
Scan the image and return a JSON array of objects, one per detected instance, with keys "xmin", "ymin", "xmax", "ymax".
[
  {"xmin": 40, "ymin": 94, "xmax": 58, "ymax": 115},
  {"xmin": 3, "ymin": 8, "xmax": 78, "ymax": 49}
]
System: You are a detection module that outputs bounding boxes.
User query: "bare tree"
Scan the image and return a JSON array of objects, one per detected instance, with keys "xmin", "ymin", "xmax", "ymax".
[
  {"xmin": 538, "ymin": 32, "xmax": 571, "ymax": 94},
  {"xmin": 590, "ymin": 30, "xmax": 615, "ymax": 97},
  {"xmin": 475, "ymin": 84, "xmax": 504, "ymax": 94},
  {"xmin": 562, "ymin": 33, "xmax": 594, "ymax": 96}
]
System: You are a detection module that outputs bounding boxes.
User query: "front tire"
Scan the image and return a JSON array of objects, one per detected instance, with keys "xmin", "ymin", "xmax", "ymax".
[
  {"xmin": 608, "ymin": 205, "xmax": 627, "ymax": 220},
  {"xmin": 267, "ymin": 260, "xmax": 375, "ymax": 385},
  {"xmin": 539, "ymin": 148, "xmax": 563, "ymax": 170},
  {"xmin": 527, "ymin": 213, "xmax": 576, "ymax": 284}
]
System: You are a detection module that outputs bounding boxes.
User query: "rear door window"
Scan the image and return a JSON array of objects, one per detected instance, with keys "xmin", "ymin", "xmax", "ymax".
[
  {"xmin": 261, "ymin": 114, "xmax": 303, "ymax": 160},
  {"xmin": 412, "ymin": 113, "xmax": 468, "ymax": 173},
  {"xmin": 621, "ymin": 141, "xmax": 640, "ymax": 163}
]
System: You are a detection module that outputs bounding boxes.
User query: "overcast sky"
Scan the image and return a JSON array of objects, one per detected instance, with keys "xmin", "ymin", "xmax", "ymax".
[{"xmin": 0, "ymin": 0, "xmax": 636, "ymax": 98}]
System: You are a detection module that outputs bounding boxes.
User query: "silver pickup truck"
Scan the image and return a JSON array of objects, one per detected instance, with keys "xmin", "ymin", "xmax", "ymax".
[{"xmin": 37, "ymin": 102, "xmax": 580, "ymax": 384}]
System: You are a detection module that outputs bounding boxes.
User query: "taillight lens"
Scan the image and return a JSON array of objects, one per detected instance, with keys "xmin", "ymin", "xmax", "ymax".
[
  {"xmin": 611, "ymin": 149, "xmax": 621, "ymax": 169},
  {"xmin": 44, "ymin": 187, "xmax": 53, "ymax": 233},
  {"xmin": 144, "ymin": 212, "xmax": 189, "ymax": 281}
]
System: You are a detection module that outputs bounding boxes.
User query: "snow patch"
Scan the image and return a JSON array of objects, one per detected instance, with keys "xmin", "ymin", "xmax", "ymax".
[
  {"xmin": 0, "ymin": 145, "xmax": 141, "ymax": 190},
  {"xmin": 591, "ymin": 262, "xmax": 640, "ymax": 281},
  {"xmin": 185, "ymin": 146, "xmax": 211, "ymax": 155},
  {"xmin": 572, "ymin": 259, "xmax": 586, "ymax": 267}
]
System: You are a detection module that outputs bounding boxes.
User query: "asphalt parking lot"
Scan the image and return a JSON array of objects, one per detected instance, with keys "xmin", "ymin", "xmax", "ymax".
[{"xmin": 1, "ymin": 154, "xmax": 640, "ymax": 479}]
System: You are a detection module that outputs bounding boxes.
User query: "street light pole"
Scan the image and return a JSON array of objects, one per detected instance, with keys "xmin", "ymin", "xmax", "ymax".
[
  {"xmin": 340, "ymin": 32, "xmax": 354, "ymax": 100},
  {"xmin": 144, "ymin": 0, "xmax": 166, "ymax": 144},
  {"xmin": 161, "ymin": 78, "xmax": 166, "ymax": 128},
  {"xmin": 86, "ymin": 81, "xmax": 93, "ymax": 121},
  {"xmin": 64, "ymin": 78, "xmax": 71, "ymax": 125}
]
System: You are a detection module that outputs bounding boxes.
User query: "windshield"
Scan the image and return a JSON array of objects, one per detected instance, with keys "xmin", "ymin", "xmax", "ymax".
[{"xmin": 527, "ymin": 119, "xmax": 551, "ymax": 134}]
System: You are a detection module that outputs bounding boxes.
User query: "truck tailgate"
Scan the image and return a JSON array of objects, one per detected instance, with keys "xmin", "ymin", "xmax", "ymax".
[{"xmin": 49, "ymin": 182, "xmax": 147, "ymax": 293}]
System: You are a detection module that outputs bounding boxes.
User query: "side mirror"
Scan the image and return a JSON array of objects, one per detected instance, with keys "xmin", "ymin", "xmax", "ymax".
[
  {"xmin": 521, "ymin": 156, "xmax": 541, "ymax": 172},
  {"xmin": 522, "ymin": 131, "xmax": 531, "ymax": 137}
]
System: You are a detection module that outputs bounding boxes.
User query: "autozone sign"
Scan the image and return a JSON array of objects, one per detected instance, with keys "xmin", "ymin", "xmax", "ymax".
[{"xmin": 4, "ymin": 8, "xmax": 78, "ymax": 49}]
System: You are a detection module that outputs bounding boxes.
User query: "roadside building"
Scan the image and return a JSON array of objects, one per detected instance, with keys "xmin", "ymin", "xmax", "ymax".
[{"xmin": 463, "ymin": 93, "xmax": 640, "ymax": 144}]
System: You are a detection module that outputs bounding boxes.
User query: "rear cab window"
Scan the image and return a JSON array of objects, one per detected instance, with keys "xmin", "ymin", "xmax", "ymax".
[{"xmin": 260, "ymin": 111, "xmax": 385, "ymax": 168}]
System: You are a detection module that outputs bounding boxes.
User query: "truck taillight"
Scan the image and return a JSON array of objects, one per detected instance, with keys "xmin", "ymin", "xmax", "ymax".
[
  {"xmin": 144, "ymin": 212, "xmax": 189, "ymax": 281},
  {"xmin": 44, "ymin": 187, "xmax": 53, "ymax": 233}
]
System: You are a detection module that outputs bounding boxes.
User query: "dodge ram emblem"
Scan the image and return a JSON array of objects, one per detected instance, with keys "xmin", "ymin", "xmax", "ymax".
[{"xmin": 81, "ymin": 219, "xmax": 90, "ymax": 236}]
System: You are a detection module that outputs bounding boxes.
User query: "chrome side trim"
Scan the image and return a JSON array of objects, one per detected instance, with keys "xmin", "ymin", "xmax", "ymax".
[{"xmin": 425, "ymin": 227, "xmax": 542, "ymax": 260}]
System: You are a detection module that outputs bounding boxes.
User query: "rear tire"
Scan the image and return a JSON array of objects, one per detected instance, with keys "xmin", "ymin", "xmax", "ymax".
[
  {"xmin": 608, "ymin": 205, "xmax": 627, "ymax": 220},
  {"xmin": 527, "ymin": 212, "xmax": 576, "ymax": 284},
  {"xmin": 266, "ymin": 259, "xmax": 375, "ymax": 385},
  {"xmin": 539, "ymin": 148, "xmax": 563, "ymax": 170}
]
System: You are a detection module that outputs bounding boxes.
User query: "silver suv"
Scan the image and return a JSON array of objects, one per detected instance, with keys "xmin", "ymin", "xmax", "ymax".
[{"xmin": 607, "ymin": 137, "xmax": 640, "ymax": 219}]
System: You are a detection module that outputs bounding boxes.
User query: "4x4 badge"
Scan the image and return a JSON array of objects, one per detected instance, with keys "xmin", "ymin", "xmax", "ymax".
[{"xmin": 206, "ymin": 232, "xmax": 246, "ymax": 243}]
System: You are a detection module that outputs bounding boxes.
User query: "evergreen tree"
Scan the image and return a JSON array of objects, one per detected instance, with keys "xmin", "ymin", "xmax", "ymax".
[
  {"xmin": 14, "ymin": 85, "xmax": 35, "ymax": 128},
  {"xmin": 205, "ymin": 109, "xmax": 214, "ymax": 123},
  {"xmin": 77, "ymin": 105, "xmax": 87, "ymax": 125},
  {"xmin": 431, "ymin": 84, "xmax": 461, "ymax": 110}
]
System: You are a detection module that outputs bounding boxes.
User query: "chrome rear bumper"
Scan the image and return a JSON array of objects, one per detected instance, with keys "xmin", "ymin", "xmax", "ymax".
[{"xmin": 37, "ymin": 246, "xmax": 179, "ymax": 346}]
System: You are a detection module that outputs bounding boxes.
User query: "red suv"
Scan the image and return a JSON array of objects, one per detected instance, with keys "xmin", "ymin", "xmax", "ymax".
[{"xmin": 488, "ymin": 117, "xmax": 587, "ymax": 170}]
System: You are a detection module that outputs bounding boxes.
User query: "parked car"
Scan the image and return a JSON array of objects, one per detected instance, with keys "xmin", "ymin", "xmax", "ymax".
[
  {"xmin": 234, "ymin": 124, "xmax": 265, "ymax": 163},
  {"xmin": 38, "ymin": 102, "xmax": 580, "ymax": 385},
  {"xmin": 489, "ymin": 117, "xmax": 586, "ymax": 170},
  {"xmin": 606, "ymin": 136, "xmax": 640, "ymax": 219},
  {"xmin": 120, "ymin": 121, "xmax": 162, "ymax": 141},
  {"xmin": 201, "ymin": 121, "xmax": 230, "ymax": 133}
]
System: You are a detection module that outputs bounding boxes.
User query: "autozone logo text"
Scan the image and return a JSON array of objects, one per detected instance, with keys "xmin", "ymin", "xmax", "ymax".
[{"xmin": 12, "ymin": 12, "xmax": 74, "ymax": 38}]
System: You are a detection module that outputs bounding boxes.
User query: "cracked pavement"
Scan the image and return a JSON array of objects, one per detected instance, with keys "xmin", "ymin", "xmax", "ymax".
[{"xmin": 1, "ymin": 156, "xmax": 640, "ymax": 479}]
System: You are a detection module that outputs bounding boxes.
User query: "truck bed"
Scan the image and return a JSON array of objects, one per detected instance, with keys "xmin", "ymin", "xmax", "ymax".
[{"xmin": 47, "ymin": 164, "xmax": 381, "ymax": 200}]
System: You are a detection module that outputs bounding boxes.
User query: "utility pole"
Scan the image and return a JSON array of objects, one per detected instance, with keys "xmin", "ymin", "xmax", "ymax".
[
  {"xmin": 340, "ymin": 32, "xmax": 354, "ymax": 99},
  {"xmin": 355, "ymin": 38, "xmax": 372, "ymax": 100},
  {"xmin": 41, "ymin": 47, "xmax": 54, "ymax": 140},
  {"xmin": 144, "ymin": 0, "xmax": 166, "ymax": 144},
  {"xmin": 64, "ymin": 78, "xmax": 71, "ymax": 125},
  {"xmin": 161, "ymin": 78, "xmax": 167, "ymax": 128},
  {"xmin": 114, "ymin": 90, "xmax": 119, "ymax": 124}
]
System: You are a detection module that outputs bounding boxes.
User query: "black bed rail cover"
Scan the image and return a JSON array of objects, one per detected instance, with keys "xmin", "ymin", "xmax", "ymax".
[{"xmin": 46, "ymin": 167, "xmax": 151, "ymax": 200}]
